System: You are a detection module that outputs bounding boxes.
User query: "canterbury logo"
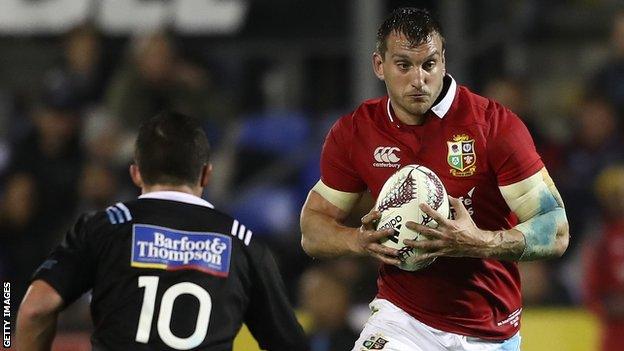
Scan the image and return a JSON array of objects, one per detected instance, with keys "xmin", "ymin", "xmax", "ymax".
[{"xmin": 374, "ymin": 147, "xmax": 400, "ymax": 163}]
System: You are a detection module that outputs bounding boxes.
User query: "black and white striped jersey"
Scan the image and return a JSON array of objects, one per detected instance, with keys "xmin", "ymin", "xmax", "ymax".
[{"xmin": 32, "ymin": 191, "xmax": 308, "ymax": 351}]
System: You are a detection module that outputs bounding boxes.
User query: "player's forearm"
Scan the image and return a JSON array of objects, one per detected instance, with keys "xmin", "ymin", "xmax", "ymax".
[
  {"xmin": 492, "ymin": 167, "xmax": 569, "ymax": 261},
  {"xmin": 16, "ymin": 307, "xmax": 59, "ymax": 351},
  {"xmin": 480, "ymin": 207, "xmax": 569, "ymax": 261},
  {"xmin": 515, "ymin": 207, "xmax": 569, "ymax": 260},
  {"xmin": 300, "ymin": 206, "xmax": 359, "ymax": 258},
  {"xmin": 474, "ymin": 227, "xmax": 525, "ymax": 260}
]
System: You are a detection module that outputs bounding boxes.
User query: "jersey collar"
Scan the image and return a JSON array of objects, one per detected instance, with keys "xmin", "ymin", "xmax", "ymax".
[
  {"xmin": 139, "ymin": 191, "xmax": 215, "ymax": 209},
  {"xmin": 430, "ymin": 75, "xmax": 457, "ymax": 118},
  {"xmin": 386, "ymin": 74, "xmax": 457, "ymax": 122}
]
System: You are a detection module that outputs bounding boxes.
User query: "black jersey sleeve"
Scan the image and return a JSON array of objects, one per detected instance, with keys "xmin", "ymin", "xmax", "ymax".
[
  {"xmin": 31, "ymin": 213, "xmax": 97, "ymax": 305},
  {"xmin": 244, "ymin": 244, "xmax": 309, "ymax": 351}
]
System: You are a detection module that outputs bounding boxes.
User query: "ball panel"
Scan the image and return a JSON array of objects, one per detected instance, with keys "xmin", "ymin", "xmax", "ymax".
[{"xmin": 374, "ymin": 165, "xmax": 449, "ymax": 271}]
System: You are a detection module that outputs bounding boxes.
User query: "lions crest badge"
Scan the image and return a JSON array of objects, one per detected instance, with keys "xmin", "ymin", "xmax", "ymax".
[
  {"xmin": 361, "ymin": 334, "xmax": 389, "ymax": 350},
  {"xmin": 447, "ymin": 134, "xmax": 476, "ymax": 177}
]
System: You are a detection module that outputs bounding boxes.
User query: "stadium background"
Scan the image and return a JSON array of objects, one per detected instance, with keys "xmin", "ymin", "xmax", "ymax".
[{"xmin": 1, "ymin": 0, "xmax": 623, "ymax": 350}]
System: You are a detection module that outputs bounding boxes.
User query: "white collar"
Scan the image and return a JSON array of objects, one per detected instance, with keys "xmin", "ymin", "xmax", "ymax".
[
  {"xmin": 386, "ymin": 74, "xmax": 457, "ymax": 122},
  {"xmin": 139, "ymin": 191, "xmax": 215, "ymax": 209},
  {"xmin": 430, "ymin": 75, "xmax": 457, "ymax": 118}
]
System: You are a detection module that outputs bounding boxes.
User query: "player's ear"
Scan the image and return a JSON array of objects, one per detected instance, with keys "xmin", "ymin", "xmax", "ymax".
[
  {"xmin": 199, "ymin": 163, "xmax": 212, "ymax": 188},
  {"xmin": 372, "ymin": 51, "xmax": 385, "ymax": 80},
  {"xmin": 129, "ymin": 164, "xmax": 144, "ymax": 188}
]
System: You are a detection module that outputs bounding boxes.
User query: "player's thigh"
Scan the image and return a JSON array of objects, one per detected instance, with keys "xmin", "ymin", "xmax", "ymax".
[
  {"xmin": 350, "ymin": 299, "xmax": 447, "ymax": 351},
  {"xmin": 351, "ymin": 321, "xmax": 425, "ymax": 351}
]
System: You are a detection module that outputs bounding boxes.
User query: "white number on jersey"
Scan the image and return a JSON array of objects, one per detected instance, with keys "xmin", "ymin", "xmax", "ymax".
[{"xmin": 136, "ymin": 276, "xmax": 212, "ymax": 350}]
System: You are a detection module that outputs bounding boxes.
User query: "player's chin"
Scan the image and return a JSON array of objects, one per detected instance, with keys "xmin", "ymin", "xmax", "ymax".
[{"xmin": 405, "ymin": 102, "xmax": 430, "ymax": 116}]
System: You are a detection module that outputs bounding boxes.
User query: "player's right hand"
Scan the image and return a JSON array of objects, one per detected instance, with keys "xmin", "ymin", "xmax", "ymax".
[{"xmin": 355, "ymin": 210, "xmax": 401, "ymax": 266}]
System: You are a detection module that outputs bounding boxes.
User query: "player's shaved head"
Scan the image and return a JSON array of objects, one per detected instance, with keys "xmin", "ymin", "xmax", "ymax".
[
  {"xmin": 376, "ymin": 7, "xmax": 445, "ymax": 59},
  {"xmin": 135, "ymin": 111, "xmax": 210, "ymax": 186}
]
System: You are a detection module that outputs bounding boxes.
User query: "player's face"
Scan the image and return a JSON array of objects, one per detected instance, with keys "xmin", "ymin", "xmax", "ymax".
[{"xmin": 373, "ymin": 31, "xmax": 446, "ymax": 122}]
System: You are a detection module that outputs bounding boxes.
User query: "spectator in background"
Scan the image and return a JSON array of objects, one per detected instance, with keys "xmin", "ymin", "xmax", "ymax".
[
  {"xmin": 557, "ymin": 97, "xmax": 624, "ymax": 246},
  {"xmin": 481, "ymin": 77, "xmax": 545, "ymax": 148},
  {"xmin": 77, "ymin": 162, "xmax": 120, "ymax": 212},
  {"xmin": 81, "ymin": 109, "xmax": 138, "ymax": 204},
  {"xmin": 58, "ymin": 23, "xmax": 109, "ymax": 107},
  {"xmin": 0, "ymin": 173, "xmax": 38, "ymax": 311},
  {"xmin": 38, "ymin": 23, "xmax": 109, "ymax": 118},
  {"xmin": 105, "ymin": 30, "xmax": 234, "ymax": 141},
  {"xmin": 484, "ymin": 77, "xmax": 571, "ymax": 305},
  {"xmin": 8, "ymin": 81, "xmax": 85, "ymax": 229},
  {"xmin": 481, "ymin": 77, "xmax": 567, "ymax": 173},
  {"xmin": 584, "ymin": 165, "xmax": 624, "ymax": 351},
  {"xmin": 590, "ymin": 9, "xmax": 624, "ymax": 120},
  {"xmin": 299, "ymin": 265, "xmax": 359, "ymax": 351},
  {"xmin": 2, "ymin": 82, "xmax": 85, "ymax": 306}
]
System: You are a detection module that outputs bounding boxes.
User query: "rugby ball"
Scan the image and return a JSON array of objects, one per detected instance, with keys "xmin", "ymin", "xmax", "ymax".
[{"xmin": 374, "ymin": 164, "xmax": 450, "ymax": 271}]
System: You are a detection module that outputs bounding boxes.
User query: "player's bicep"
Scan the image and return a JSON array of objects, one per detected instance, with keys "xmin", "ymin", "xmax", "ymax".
[
  {"xmin": 16, "ymin": 280, "xmax": 63, "ymax": 351},
  {"xmin": 19, "ymin": 280, "xmax": 65, "ymax": 316},
  {"xmin": 306, "ymin": 180, "xmax": 361, "ymax": 221},
  {"xmin": 500, "ymin": 167, "xmax": 569, "ymax": 259},
  {"xmin": 499, "ymin": 167, "xmax": 564, "ymax": 222}
]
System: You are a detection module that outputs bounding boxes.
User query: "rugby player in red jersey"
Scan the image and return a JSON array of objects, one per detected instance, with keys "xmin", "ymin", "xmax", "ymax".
[{"xmin": 300, "ymin": 7, "xmax": 569, "ymax": 351}]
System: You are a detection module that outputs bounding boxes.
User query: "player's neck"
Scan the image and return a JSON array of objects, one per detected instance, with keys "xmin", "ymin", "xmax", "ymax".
[{"xmin": 141, "ymin": 184, "xmax": 203, "ymax": 198}]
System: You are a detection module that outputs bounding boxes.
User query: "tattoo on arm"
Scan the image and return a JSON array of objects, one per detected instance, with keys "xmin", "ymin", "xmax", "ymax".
[{"xmin": 515, "ymin": 186, "xmax": 568, "ymax": 260}]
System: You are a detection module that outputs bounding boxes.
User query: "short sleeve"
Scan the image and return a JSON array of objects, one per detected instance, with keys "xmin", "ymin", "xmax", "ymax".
[
  {"xmin": 487, "ymin": 106, "xmax": 544, "ymax": 186},
  {"xmin": 320, "ymin": 117, "xmax": 367, "ymax": 192},
  {"xmin": 245, "ymin": 244, "xmax": 309, "ymax": 350},
  {"xmin": 32, "ymin": 213, "xmax": 97, "ymax": 305}
]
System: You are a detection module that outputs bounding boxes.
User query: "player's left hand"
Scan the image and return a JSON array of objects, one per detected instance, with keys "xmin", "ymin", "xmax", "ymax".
[{"xmin": 403, "ymin": 196, "xmax": 493, "ymax": 258}]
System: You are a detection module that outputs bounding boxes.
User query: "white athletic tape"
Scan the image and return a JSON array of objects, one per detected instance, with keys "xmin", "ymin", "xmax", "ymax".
[{"xmin": 311, "ymin": 180, "xmax": 360, "ymax": 212}]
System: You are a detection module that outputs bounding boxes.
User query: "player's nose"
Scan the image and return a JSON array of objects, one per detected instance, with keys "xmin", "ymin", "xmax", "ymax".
[{"xmin": 410, "ymin": 68, "xmax": 426, "ymax": 89}]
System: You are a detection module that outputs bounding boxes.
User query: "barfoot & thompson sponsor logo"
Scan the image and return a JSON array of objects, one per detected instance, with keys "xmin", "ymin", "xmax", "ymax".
[
  {"xmin": 373, "ymin": 146, "xmax": 401, "ymax": 168},
  {"xmin": 131, "ymin": 224, "xmax": 232, "ymax": 277},
  {"xmin": 3, "ymin": 282, "xmax": 10, "ymax": 348}
]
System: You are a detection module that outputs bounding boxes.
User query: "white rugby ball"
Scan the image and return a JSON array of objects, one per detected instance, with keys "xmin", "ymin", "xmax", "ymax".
[{"xmin": 374, "ymin": 164, "xmax": 450, "ymax": 271}]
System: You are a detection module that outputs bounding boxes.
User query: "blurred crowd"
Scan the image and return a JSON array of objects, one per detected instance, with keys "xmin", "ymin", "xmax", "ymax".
[{"xmin": 1, "ymin": 5, "xmax": 624, "ymax": 351}]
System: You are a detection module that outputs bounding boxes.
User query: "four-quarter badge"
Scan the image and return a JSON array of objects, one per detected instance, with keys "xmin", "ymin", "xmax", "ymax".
[{"xmin": 447, "ymin": 134, "xmax": 476, "ymax": 177}]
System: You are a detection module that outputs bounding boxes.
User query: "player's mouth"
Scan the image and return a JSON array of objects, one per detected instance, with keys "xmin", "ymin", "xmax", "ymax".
[{"xmin": 407, "ymin": 93, "xmax": 429, "ymax": 101}]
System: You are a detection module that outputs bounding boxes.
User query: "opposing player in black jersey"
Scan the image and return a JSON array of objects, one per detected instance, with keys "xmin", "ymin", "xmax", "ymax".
[{"xmin": 16, "ymin": 112, "xmax": 308, "ymax": 351}]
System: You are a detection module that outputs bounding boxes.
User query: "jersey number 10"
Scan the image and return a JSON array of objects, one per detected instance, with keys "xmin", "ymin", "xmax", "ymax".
[{"xmin": 136, "ymin": 276, "xmax": 213, "ymax": 350}]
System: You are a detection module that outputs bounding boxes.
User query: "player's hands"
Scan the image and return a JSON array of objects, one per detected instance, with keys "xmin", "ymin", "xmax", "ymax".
[
  {"xmin": 353, "ymin": 209, "xmax": 401, "ymax": 266},
  {"xmin": 403, "ymin": 196, "xmax": 493, "ymax": 259}
]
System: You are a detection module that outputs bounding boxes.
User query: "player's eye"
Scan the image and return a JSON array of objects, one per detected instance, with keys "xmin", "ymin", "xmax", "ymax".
[
  {"xmin": 396, "ymin": 62, "xmax": 411, "ymax": 71},
  {"xmin": 423, "ymin": 60, "xmax": 436, "ymax": 71}
]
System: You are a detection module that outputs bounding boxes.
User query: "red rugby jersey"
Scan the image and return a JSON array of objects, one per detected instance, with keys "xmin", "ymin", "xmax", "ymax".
[
  {"xmin": 584, "ymin": 220, "xmax": 624, "ymax": 350},
  {"xmin": 320, "ymin": 76, "xmax": 544, "ymax": 340}
]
